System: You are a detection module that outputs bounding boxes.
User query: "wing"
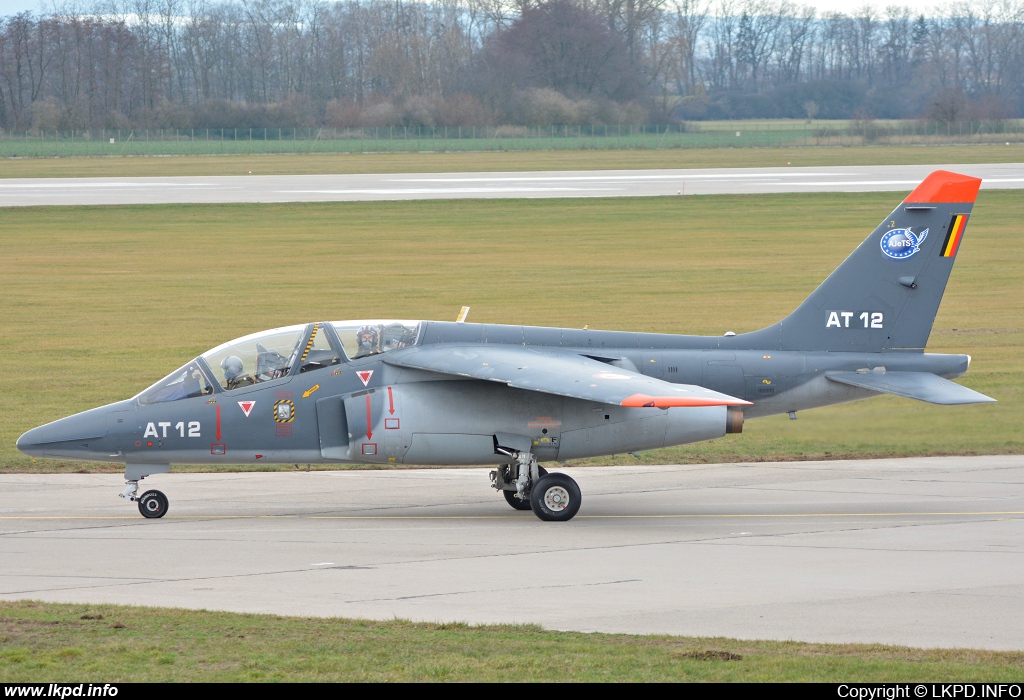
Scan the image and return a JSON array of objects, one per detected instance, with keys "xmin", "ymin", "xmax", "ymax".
[
  {"xmin": 384, "ymin": 346, "xmax": 750, "ymax": 408},
  {"xmin": 825, "ymin": 371, "xmax": 995, "ymax": 405}
]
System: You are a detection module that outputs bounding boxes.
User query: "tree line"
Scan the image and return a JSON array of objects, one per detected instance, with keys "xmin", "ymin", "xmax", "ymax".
[{"xmin": 1, "ymin": 0, "xmax": 1021, "ymax": 130}]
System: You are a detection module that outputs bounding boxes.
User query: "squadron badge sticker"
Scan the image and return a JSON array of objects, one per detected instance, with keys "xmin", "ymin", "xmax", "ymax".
[
  {"xmin": 880, "ymin": 228, "xmax": 928, "ymax": 260},
  {"xmin": 273, "ymin": 399, "xmax": 295, "ymax": 423}
]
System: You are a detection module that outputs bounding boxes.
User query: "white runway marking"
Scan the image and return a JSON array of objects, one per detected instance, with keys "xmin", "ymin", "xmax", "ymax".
[
  {"xmin": 283, "ymin": 187, "xmax": 599, "ymax": 195},
  {"xmin": 0, "ymin": 182, "xmax": 205, "ymax": 188},
  {"xmin": 792, "ymin": 178, "xmax": 1024, "ymax": 187},
  {"xmin": 391, "ymin": 172, "xmax": 832, "ymax": 182}
]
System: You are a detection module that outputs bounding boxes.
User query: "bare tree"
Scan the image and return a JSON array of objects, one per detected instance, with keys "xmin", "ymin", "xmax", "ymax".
[
  {"xmin": 1, "ymin": 0, "xmax": 1024, "ymax": 129},
  {"xmin": 666, "ymin": 0, "xmax": 707, "ymax": 94}
]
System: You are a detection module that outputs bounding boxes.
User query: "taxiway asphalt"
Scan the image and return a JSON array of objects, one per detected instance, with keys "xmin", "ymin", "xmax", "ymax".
[
  {"xmin": 1, "ymin": 163, "xmax": 1023, "ymax": 206},
  {"xmin": 1, "ymin": 455, "xmax": 1022, "ymax": 650}
]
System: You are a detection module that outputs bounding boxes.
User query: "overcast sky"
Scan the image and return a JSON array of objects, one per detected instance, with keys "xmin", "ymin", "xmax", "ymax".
[
  {"xmin": 0, "ymin": 0, "xmax": 953, "ymax": 18},
  {"xmin": 1, "ymin": 0, "xmax": 38, "ymax": 13}
]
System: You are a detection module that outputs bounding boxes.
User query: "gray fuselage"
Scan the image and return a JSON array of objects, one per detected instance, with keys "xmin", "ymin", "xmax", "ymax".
[{"xmin": 18, "ymin": 320, "xmax": 969, "ymax": 468}]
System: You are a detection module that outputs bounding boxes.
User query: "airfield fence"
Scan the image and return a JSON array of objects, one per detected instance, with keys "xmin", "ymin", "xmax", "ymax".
[{"xmin": 1, "ymin": 119, "xmax": 1022, "ymax": 157}]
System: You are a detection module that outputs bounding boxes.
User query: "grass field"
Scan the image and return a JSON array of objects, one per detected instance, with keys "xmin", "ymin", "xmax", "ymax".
[
  {"xmin": 3, "ymin": 127, "xmax": 829, "ymax": 158},
  {"xmin": 1, "ymin": 601, "xmax": 1022, "ymax": 681},
  {"xmin": 1, "ymin": 144, "xmax": 1024, "ymax": 178},
  {"xmin": 1, "ymin": 189, "xmax": 1020, "ymax": 473},
  {"xmin": 2, "ymin": 119, "xmax": 1020, "ymax": 159}
]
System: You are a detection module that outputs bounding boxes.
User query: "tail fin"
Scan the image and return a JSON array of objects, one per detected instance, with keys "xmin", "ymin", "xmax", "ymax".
[{"xmin": 743, "ymin": 170, "xmax": 981, "ymax": 353}]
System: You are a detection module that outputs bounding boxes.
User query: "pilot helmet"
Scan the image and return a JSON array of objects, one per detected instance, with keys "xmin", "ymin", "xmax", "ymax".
[
  {"xmin": 356, "ymin": 325, "xmax": 378, "ymax": 352},
  {"xmin": 220, "ymin": 355, "xmax": 244, "ymax": 380}
]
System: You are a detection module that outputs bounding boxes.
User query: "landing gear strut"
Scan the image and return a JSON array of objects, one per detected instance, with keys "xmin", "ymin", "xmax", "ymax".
[
  {"xmin": 119, "ymin": 481, "xmax": 139, "ymax": 502},
  {"xmin": 490, "ymin": 453, "xmax": 580, "ymax": 521},
  {"xmin": 500, "ymin": 465, "xmax": 547, "ymax": 510}
]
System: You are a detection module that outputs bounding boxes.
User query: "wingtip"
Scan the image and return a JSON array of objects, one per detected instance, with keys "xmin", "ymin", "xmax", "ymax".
[{"xmin": 903, "ymin": 170, "xmax": 982, "ymax": 204}]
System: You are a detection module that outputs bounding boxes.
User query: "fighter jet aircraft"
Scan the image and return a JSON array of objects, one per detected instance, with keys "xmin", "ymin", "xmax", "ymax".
[{"xmin": 17, "ymin": 170, "xmax": 995, "ymax": 521}]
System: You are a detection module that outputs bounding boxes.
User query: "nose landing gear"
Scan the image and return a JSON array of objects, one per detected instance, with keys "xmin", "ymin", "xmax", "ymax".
[
  {"xmin": 119, "ymin": 480, "xmax": 170, "ymax": 518},
  {"xmin": 119, "ymin": 464, "xmax": 171, "ymax": 519}
]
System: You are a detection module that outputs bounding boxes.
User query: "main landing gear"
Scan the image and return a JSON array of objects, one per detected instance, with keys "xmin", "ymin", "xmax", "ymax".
[
  {"xmin": 502, "ymin": 466, "xmax": 546, "ymax": 510},
  {"xmin": 490, "ymin": 452, "xmax": 581, "ymax": 522}
]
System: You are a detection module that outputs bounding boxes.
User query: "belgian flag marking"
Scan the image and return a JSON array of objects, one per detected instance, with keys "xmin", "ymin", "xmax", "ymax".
[{"xmin": 941, "ymin": 214, "xmax": 969, "ymax": 258}]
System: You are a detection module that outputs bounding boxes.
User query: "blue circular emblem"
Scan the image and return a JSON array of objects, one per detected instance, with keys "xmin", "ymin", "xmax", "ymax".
[{"xmin": 880, "ymin": 228, "xmax": 926, "ymax": 260}]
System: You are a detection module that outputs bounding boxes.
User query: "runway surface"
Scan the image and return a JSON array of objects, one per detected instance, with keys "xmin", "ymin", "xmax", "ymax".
[
  {"xmin": 1, "ymin": 163, "xmax": 1023, "ymax": 206},
  {"xmin": 2, "ymin": 455, "xmax": 1022, "ymax": 650}
]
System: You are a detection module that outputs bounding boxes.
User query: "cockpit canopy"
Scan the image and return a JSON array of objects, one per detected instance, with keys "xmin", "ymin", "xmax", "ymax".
[
  {"xmin": 203, "ymin": 324, "xmax": 309, "ymax": 391},
  {"xmin": 332, "ymin": 320, "xmax": 421, "ymax": 359},
  {"xmin": 137, "ymin": 320, "xmax": 422, "ymax": 405}
]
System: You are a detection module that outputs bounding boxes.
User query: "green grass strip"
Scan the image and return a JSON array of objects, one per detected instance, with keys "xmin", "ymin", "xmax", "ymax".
[
  {"xmin": 1, "ymin": 601, "xmax": 1022, "ymax": 681},
  {"xmin": 3, "ymin": 144, "xmax": 1024, "ymax": 178}
]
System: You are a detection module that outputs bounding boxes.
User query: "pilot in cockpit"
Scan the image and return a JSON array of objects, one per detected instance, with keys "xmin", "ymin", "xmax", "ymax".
[
  {"xmin": 354, "ymin": 325, "xmax": 380, "ymax": 358},
  {"xmin": 220, "ymin": 355, "xmax": 255, "ymax": 390}
]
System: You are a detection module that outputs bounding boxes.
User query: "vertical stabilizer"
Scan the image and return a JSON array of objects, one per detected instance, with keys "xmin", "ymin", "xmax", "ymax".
[{"xmin": 741, "ymin": 170, "xmax": 981, "ymax": 352}]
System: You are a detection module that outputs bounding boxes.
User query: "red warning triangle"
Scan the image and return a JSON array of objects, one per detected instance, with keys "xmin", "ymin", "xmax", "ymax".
[
  {"xmin": 357, "ymin": 370, "xmax": 374, "ymax": 387},
  {"xmin": 237, "ymin": 400, "xmax": 256, "ymax": 417}
]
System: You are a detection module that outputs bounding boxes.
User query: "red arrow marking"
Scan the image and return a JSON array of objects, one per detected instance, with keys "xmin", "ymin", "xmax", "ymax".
[
  {"xmin": 388, "ymin": 386, "xmax": 395, "ymax": 415},
  {"xmin": 365, "ymin": 394, "xmax": 373, "ymax": 439},
  {"xmin": 216, "ymin": 405, "xmax": 222, "ymax": 441}
]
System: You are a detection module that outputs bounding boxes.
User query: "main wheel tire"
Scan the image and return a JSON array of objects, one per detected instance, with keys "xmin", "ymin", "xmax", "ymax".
[
  {"xmin": 138, "ymin": 490, "xmax": 169, "ymax": 519},
  {"xmin": 501, "ymin": 466, "xmax": 548, "ymax": 511},
  {"xmin": 529, "ymin": 473, "xmax": 581, "ymax": 522}
]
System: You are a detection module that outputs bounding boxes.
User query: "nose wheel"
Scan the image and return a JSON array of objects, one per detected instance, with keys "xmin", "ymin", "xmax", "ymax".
[
  {"xmin": 137, "ymin": 490, "xmax": 169, "ymax": 519},
  {"xmin": 120, "ymin": 466, "xmax": 172, "ymax": 519}
]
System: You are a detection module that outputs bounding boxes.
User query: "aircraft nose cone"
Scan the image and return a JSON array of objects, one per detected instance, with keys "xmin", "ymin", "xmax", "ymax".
[
  {"xmin": 16, "ymin": 401, "xmax": 131, "ymax": 458},
  {"xmin": 17, "ymin": 428, "xmax": 53, "ymax": 458},
  {"xmin": 15, "ymin": 427, "xmax": 44, "ymax": 457},
  {"xmin": 16, "ymin": 415, "xmax": 107, "ymax": 457}
]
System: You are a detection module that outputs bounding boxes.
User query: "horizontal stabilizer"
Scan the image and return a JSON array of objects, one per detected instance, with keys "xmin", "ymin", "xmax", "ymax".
[
  {"xmin": 825, "ymin": 371, "xmax": 995, "ymax": 405},
  {"xmin": 385, "ymin": 346, "xmax": 750, "ymax": 408}
]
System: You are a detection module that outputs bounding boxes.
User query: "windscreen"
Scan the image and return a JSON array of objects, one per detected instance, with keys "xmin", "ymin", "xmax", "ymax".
[{"xmin": 137, "ymin": 360, "xmax": 214, "ymax": 405}]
